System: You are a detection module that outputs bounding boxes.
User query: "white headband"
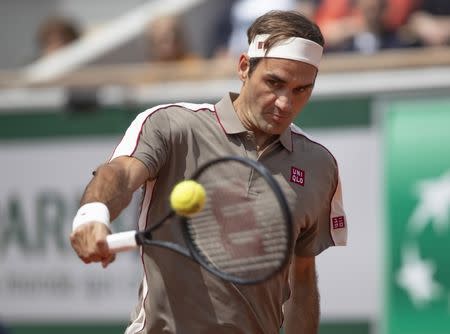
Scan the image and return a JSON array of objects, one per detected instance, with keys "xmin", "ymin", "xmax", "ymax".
[{"xmin": 247, "ymin": 34, "xmax": 323, "ymax": 68}]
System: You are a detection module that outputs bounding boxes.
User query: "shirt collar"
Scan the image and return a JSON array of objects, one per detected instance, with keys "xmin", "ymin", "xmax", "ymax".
[
  {"xmin": 279, "ymin": 126, "xmax": 293, "ymax": 152},
  {"xmin": 214, "ymin": 93, "xmax": 247, "ymax": 134},
  {"xmin": 214, "ymin": 93, "xmax": 293, "ymax": 152}
]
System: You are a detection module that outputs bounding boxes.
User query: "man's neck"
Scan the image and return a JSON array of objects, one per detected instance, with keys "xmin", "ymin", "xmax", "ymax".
[
  {"xmin": 255, "ymin": 132, "xmax": 278, "ymax": 153},
  {"xmin": 232, "ymin": 95, "xmax": 279, "ymax": 152}
]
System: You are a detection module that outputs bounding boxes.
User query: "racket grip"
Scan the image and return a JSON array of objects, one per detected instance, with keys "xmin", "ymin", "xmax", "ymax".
[{"xmin": 106, "ymin": 231, "xmax": 138, "ymax": 253}]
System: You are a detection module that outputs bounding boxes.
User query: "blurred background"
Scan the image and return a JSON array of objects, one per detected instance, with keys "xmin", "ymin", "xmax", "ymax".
[{"xmin": 0, "ymin": 0, "xmax": 449, "ymax": 333}]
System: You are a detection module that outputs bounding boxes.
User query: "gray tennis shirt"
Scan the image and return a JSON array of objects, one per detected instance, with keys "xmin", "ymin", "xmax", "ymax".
[{"xmin": 111, "ymin": 93, "xmax": 347, "ymax": 334}]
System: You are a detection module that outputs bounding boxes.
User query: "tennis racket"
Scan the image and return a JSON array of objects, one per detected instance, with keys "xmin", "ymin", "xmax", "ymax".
[{"xmin": 106, "ymin": 156, "xmax": 293, "ymax": 285}]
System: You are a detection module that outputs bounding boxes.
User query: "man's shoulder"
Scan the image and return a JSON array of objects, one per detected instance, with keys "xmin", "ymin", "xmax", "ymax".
[
  {"xmin": 141, "ymin": 102, "xmax": 215, "ymax": 117},
  {"xmin": 289, "ymin": 124, "xmax": 337, "ymax": 166},
  {"xmin": 132, "ymin": 102, "xmax": 215, "ymax": 127}
]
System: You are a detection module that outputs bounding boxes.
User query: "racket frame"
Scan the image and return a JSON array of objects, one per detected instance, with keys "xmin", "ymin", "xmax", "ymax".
[
  {"xmin": 182, "ymin": 156, "xmax": 293, "ymax": 284},
  {"xmin": 113, "ymin": 156, "xmax": 294, "ymax": 284}
]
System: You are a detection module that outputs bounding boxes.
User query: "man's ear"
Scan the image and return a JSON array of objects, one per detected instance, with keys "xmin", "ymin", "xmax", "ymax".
[{"xmin": 238, "ymin": 54, "xmax": 250, "ymax": 82}]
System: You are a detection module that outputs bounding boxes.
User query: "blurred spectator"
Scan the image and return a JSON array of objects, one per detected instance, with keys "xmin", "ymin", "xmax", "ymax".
[
  {"xmin": 313, "ymin": 0, "xmax": 418, "ymax": 53},
  {"xmin": 37, "ymin": 16, "xmax": 81, "ymax": 57},
  {"xmin": 214, "ymin": 0, "xmax": 313, "ymax": 57},
  {"xmin": 402, "ymin": 0, "xmax": 450, "ymax": 46},
  {"xmin": 146, "ymin": 14, "xmax": 201, "ymax": 62}
]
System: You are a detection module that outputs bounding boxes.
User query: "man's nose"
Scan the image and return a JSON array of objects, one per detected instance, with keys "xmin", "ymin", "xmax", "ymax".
[{"xmin": 275, "ymin": 94, "xmax": 292, "ymax": 112}]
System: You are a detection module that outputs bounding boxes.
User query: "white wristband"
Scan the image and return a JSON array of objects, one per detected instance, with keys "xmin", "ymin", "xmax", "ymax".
[{"xmin": 72, "ymin": 202, "xmax": 110, "ymax": 231}]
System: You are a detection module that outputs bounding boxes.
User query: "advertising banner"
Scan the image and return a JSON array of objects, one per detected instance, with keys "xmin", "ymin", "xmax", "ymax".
[
  {"xmin": 385, "ymin": 97, "xmax": 450, "ymax": 333},
  {"xmin": 0, "ymin": 138, "xmax": 142, "ymax": 321}
]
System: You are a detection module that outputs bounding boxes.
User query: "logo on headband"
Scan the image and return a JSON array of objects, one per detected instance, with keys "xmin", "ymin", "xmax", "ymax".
[{"xmin": 257, "ymin": 41, "xmax": 265, "ymax": 50}]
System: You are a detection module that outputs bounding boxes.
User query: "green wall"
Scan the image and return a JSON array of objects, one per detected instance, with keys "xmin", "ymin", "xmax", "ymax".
[
  {"xmin": 0, "ymin": 97, "xmax": 371, "ymax": 140},
  {"xmin": 8, "ymin": 320, "xmax": 371, "ymax": 334}
]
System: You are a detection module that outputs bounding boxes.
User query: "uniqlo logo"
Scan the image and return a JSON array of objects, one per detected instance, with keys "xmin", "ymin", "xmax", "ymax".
[
  {"xmin": 257, "ymin": 41, "xmax": 265, "ymax": 49},
  {"xmin": 332, "ymin": 216, "xmax": 346, "ymax": 229},
  {"xmin": 290, "ymin": 167, "xmax": 305, "ymax": 186}
]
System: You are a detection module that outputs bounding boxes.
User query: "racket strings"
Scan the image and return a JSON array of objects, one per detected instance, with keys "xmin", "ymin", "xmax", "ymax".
[{"xmin": 187, "ymin": 163, "xmax": 289, "ymax": 279}]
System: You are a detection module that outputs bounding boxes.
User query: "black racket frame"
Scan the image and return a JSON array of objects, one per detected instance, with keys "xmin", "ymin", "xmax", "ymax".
[{"xmin": 134, "ymin": 156, "xmax": 294, "ymax": 284}]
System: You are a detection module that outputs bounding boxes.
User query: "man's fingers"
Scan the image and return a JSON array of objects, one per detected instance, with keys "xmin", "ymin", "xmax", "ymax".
[
  {"xmin": 97, "ymin": 238, "xmax": 116, "ymax": 268},
  {"xmin": 80, "ymin": 256, "xmax": 91, "ymax": 264},
  {"xmin": 96, "ymin": 238, "xmax": 109, "ymax": 254},
  {"xmin": 101, "ymin": 253, "xmax": 116, "ymax": 268},
  {"xmin": 70, "ymin": 222, "xmax": 114, "ymax": 266},
  {"xmin": 70, "ymin": 230, "xmax": 88, "ymax": 258}
]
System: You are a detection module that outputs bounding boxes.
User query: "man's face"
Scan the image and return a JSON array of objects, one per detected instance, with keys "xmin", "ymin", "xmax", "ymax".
[{"xmin": 236, "ymin": 56, "xmax": 317, "ymax": 136}]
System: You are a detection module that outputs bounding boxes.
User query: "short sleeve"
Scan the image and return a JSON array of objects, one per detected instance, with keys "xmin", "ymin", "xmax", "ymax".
[
  {"xmin": 294, "ymin": 162, "xmax": 347, "ymax": 257},
  {"xmin": 110, "ymin": 106, "xmax": 171, "ymax": 179}
]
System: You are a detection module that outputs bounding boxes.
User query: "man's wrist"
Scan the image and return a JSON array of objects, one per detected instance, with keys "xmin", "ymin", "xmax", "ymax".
[{"xmin": 72, "ymin": 202, "xmax": 110, "ymax": 231}]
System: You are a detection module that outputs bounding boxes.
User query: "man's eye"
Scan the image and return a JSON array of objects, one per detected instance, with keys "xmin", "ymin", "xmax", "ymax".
[
  {"xmin": 294, "ymin": 86, "xmax": 310, "ymax": 94},
  {"xmin": 267, "ymin": 79, "xmax": 280, "ymax": 88}
]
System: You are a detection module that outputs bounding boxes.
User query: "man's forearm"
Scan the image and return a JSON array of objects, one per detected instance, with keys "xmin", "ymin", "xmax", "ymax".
[
  {"xmin": 284, "ymin": 282, "xmax": 319, "ymax": 333},
  {"xmin": 80, "ymin": 163, "xmax": 134, "ymax": 220},
  {"xmin": 283, "ymin": 258, "xmax": 319, "ymax": 334}
]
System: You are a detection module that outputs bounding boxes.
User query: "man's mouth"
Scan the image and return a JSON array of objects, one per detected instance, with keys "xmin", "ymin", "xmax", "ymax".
[{"xmin": 270, "ymin": 113, "xmax": 289, "ymax": 122}]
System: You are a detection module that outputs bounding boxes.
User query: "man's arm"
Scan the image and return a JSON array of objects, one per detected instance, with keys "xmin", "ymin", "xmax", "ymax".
[
  {"xmin": 70, "ymin": 156, "xmax": 150, "ymax": 267},
  {"xmin": 283, "ymin": 256, "xmax": 319, "ymax": 334},
  {"xmin": 80, "ymin": 156, "xmax": 149, "ymax": 219}
]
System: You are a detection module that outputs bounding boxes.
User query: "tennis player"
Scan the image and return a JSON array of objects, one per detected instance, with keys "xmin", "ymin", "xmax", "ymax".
[{"xmin": 70, "ymin": 10, "xmax": 347, "ymax": 334}]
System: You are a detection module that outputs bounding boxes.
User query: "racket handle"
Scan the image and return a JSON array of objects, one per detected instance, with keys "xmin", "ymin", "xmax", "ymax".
[{"xmin": 106, "ymin": 231, "xmax": 138, "ymax": 253}]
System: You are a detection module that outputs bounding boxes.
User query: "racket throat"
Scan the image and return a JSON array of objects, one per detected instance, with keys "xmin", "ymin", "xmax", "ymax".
[{"xmin": 136, "ymin": 232, "xmax": 153, "ymax": 244}]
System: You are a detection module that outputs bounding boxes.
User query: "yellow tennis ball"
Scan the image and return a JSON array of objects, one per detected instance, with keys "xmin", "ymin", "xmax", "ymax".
[{"xmin": 170, "ymin": 180, "xmax": 206, "ymax": 216}]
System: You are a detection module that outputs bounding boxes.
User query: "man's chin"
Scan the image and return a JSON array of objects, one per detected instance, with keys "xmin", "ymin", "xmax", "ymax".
[{"xmin": 264, "ymin": 125, "xmax": 286, "ymax": 135}]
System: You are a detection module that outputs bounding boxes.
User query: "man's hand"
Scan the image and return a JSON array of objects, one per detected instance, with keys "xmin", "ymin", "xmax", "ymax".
[
  {"xmin": 70, "ymin": 222, "xmax": 116, "ymax": 268},
  {"xmin": 70, "ymin": 157, "xmax": 149, "ymax": 267}
]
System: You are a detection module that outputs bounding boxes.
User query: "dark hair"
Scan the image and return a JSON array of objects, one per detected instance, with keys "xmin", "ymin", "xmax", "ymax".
[
  {"xmin": 247, "ymin": 10, "xmax": 324, "ymax": 48},
  {"xmin": 246, "ymin": 10, "xmax": 324, "ymax": 75}
]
